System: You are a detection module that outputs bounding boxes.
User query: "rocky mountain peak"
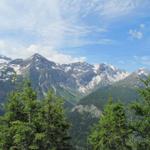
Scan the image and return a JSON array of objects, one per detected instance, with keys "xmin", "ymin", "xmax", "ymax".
[
  {"xmin": 136, "ymin": 68, "xmax": 150, "ymax": 76},
  {"xmin": 0, "ymin": 55, "xmax": 12, "ymax": 64}
]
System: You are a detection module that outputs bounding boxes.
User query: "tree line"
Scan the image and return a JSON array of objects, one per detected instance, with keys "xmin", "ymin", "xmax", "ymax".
[
  {"xmin": 0, "ymin": 78, "xmax": 150, "ymax": 150},
  {"xmin": 89, "ymin": 78, "xmax": 150, "ymax": 150},
  {"xmin": 0, "ymin": 81, "xmax": 72, "ymax": 150}
]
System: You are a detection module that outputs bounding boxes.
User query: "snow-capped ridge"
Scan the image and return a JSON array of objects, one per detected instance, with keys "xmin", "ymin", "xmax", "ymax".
[
  {"xmin": 136, "ymin": 68, "xmax": 150, "ymax": 76},
  {"xmin": 0, "ymin": 53, "xmax": 147, "ymax": 95},
  {"xmin": 0, "ymin": 55, "xmax": 12, "ymax": 64}
]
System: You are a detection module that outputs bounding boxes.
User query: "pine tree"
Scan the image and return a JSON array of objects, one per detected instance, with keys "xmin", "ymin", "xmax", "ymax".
[
  {"xmin": 130, "ymin": 77, "xmax": 150, "ymax": 150},
  {"xmin": 0, "ymin": 81, "xmax": 72, "ymax": 150},
  {"xmin": 0, "ymin": 80, "xmax": 38, "ymax": 149},
  {"xmin": 89, "ymin": 99, "xmax": 131, "ymax": 150},
  {"xmin": 34, "ymin": 91, "xmax": 72, "ymax": 150}
]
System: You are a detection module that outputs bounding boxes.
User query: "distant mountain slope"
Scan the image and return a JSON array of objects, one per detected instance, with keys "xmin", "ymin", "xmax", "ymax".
[
  {"xmin": 0, "ymin": 55, "xmax": 12, "ymax": 64},
  {"xmin": 78, "ymin": 68, "xmax": 149, "ymax": 110},
  {"xmin": 0, "ymin": 53, "xmax": 149, "ymax": 149},
  {"xmin": 79, "ymin": 86, "xmax": 139, "ymax": 110},
  {"xmin": 115, "ymin": 68, "xmax": 150, "ymax": 87},
  {"xmin": 0, "ymin": 53, "xmax": 129, "ymax": 106},
  {"xmin": 0, "ymin": 54, "xmax": 77, "ymax": 108},
  {"xmin": 69, "ymin": 85, "xmax": 139, "ymax": 148},
  {"xmin": 60, "ymin": 63, "xmax": 129, "ymax": 93},
  {"xmin": 68, "ymin": 69, "xmax": 150, "ymax": 148}
]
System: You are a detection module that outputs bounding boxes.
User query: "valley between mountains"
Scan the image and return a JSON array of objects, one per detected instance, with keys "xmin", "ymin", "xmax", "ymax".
[{"xmin": 0, "ymin": 53, "xmax": 149, "ymax": 148}]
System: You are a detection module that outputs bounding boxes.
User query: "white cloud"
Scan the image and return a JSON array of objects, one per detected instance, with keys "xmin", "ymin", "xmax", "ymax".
[
  {"xmin": 98, "ymin": 0, "xmax": 140, "ymax": 18},
  {"xmin": 129, "ymin": 29, "xmax": 143, "ymax": 39},
  {"xmin": 0, "ymin": 0, "xmax": 108, "ymax": 47},
  {"xmin": 129, "ymin": 23, "xmax": 146, "ymax": 40},
  {"xmin": 0, "ymin": 0, "xmax": 149, "ymax": 60},
  {"xmin": 23, "ymin": 44, "xmax": 86, "ymax": 64},
  {"xmin": 61, "ymin": 0, "xmax": 147, "ymax": 19},
  {"xmin": 0, "ymin": 40, "xmax": 86, "ymax": 64}
]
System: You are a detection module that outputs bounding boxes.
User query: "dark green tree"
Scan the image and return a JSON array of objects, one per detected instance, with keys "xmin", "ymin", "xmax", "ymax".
[
  {"xmin": 0, "ymin": 81, "xmax": 38, "ymax": 149},
  {"xmin": 130, "ymin": 77, "xmax": 150, "ymax": 150},
  {"xmin": 34, "ymin": 91, "xmax": 72, "ymax": 150},
  {"xmin": 0, "ymin": 81, "xmax": 71, "ymax": 150},
  {"xmin": 89, "ymin": 99, "xmax": 131, "ymax": 150}
]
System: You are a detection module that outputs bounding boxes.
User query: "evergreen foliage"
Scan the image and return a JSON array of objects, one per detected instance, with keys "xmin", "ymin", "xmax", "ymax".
[
  {"xmin": 89, "ymin": 77, "xmax": 150, "ymax": 150},
  {"xmin": 89, "ymin": 98, "xmax": 131, "ymax": 150},
  {"xmin": 0, "ymin": 81, "xmax": 71, "ymax": 150},
  {"xmin": 130, "ymin": 77, "xmax": 150, "ymax": 150},
  {"xmin": 0, "ymin": 77, "xmax": 150, "ymax": 150}
]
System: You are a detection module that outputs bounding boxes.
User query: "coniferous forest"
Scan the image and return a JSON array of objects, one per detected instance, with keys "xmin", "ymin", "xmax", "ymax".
[
  {"xmin": 0, "ymin": 77, "xmax": 150, "ymax": 150},
  {"xmin": 0, "ymin": 81, "xmax": 72, "ymax": 150}
]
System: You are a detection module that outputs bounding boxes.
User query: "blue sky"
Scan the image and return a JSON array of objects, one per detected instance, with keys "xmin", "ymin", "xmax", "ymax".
[{"xmin": 0, "ymin": 0, "xmax": 150, "ymax": 71}]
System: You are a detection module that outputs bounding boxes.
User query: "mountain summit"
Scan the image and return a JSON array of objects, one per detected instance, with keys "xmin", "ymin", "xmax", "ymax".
[
  {"xmin": 0, "ymin": 53, "xmax": 149, "ymax": 105},
  {"xmin": 0, "ymin": 55, "xmax": 11, "ymax": 64}
]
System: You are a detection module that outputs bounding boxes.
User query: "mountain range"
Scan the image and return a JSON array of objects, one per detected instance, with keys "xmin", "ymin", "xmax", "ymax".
[
  {"xmin": 1, "ymin": 53, "xmax": 149, "ymax": 110},
  {"xmin": 0, "ymin": 53, "xmax": 130, "ymax": 104},
  {"xmin": 0, "ymin": 53, "xmax": 150, "ymax": 149}
]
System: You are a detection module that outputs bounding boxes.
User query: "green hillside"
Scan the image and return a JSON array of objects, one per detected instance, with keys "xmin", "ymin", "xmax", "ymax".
[{"xmin": 79, "ymin": 85, "xmax": 139, "ymax": 110}]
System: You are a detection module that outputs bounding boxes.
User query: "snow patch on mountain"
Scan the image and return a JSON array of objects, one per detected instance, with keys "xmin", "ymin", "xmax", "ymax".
[
  {"xmin": 9, "ymin": 64, "xmax": 21, "ymax": 75},
  {"xmin": 0, "ymin": 54, "xmax": 132, "ymax": 95},
  {"xmin": 79, "ymin": 75, "xmax": 102, "ymax": 93},
  {"xmin": 93, "ymin": 64, "xmax": 99, "ymax": 73},
  {"xmin": 0, "ymin": 59, "xmax": 8, "ymax": 64},
  {"xmin": 108, "ymin": 71, "xmax": 130, "ymax": 82},
  {"xmin": 0, "ymin": 55, "xmax": 11, "ymax": 64},
  {"xmin": 137, "ymin": 68, "xmax": 150, "ymax": 76}
]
